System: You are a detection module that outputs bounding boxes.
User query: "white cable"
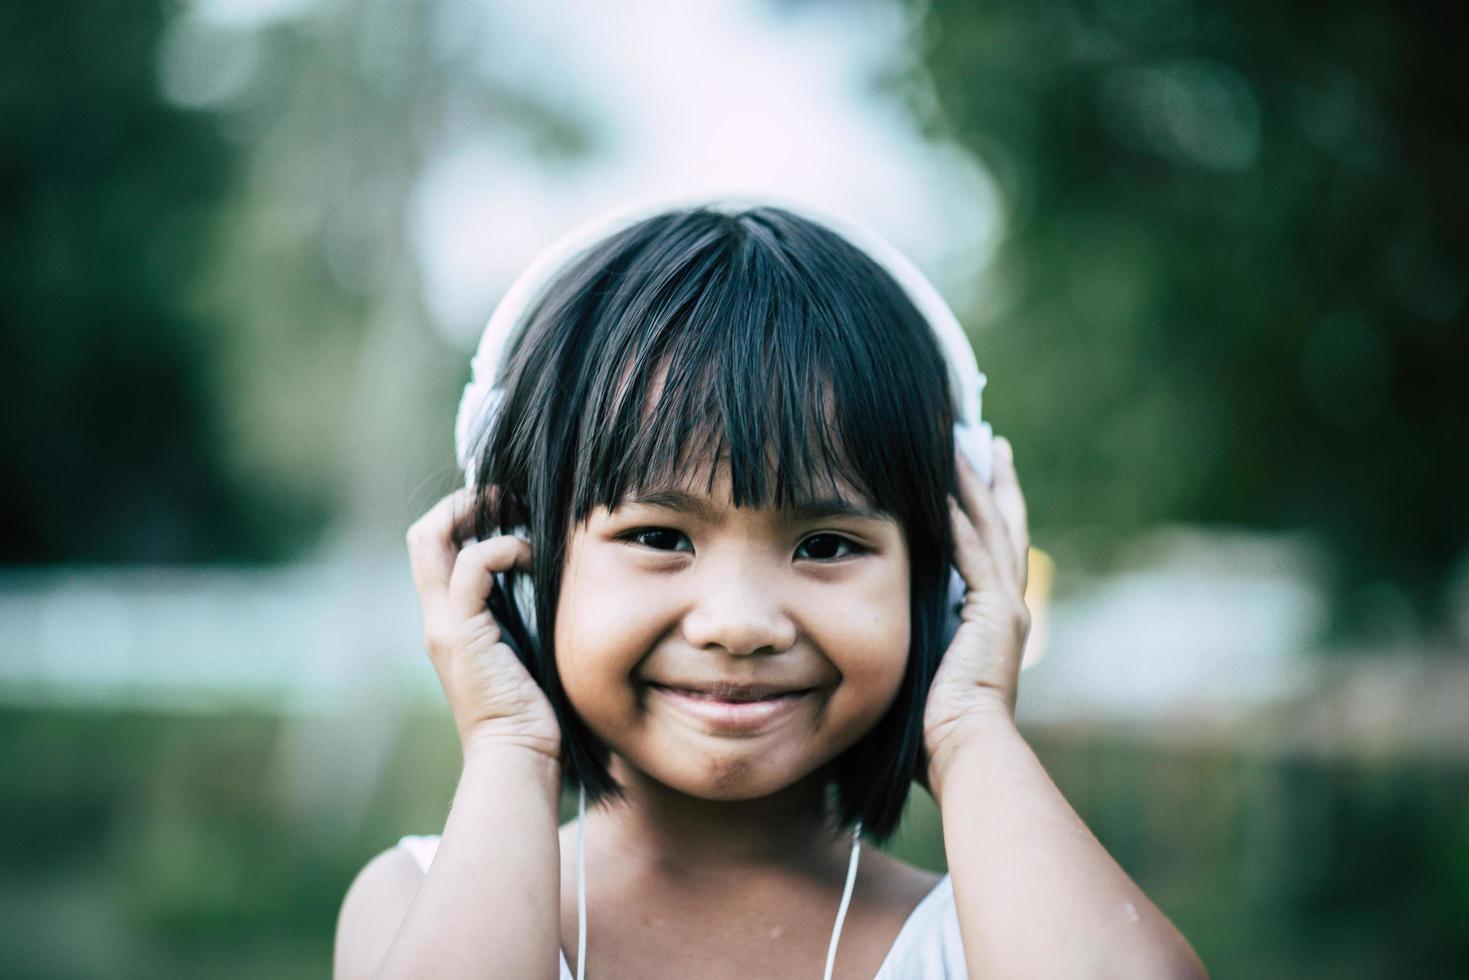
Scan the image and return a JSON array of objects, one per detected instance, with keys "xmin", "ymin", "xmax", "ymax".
[
  {"xmin": 822, "ymin": 820, "xmax": 863, "ymax": 980},
  {"xmin": 576, "ymin": 783, "xmax": 588, "ymax": 980}
]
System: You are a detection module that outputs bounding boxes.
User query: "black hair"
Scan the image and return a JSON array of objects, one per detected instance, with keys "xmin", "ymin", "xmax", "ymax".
[{"xmin": 467, "ymin": 205, "xmax": 956, "ymax": 843}]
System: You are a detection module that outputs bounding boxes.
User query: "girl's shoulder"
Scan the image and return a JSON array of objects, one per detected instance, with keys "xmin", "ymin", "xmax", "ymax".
[
  {"xmin": 336, "ymin": 840, "xmax": 436, "ymax": 978},
  {"xmin": 392, "ymin": 828, "xmax": 572, "ymax": 876}
]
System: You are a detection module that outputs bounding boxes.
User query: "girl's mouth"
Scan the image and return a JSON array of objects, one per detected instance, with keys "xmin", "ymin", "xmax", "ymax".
[{"xmin": 645, "ymin": 683, "xmax": 815, "ymax": 736}]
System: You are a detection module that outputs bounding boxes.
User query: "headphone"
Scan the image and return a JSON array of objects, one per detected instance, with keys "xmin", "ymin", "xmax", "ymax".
[{"xmin": 453, "ymin": 192, "xmax": 996, "ymax": 654}]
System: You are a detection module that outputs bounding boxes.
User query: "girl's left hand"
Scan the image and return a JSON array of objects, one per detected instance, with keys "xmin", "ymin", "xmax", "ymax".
[{"xmin": 922, "ymin": 435, "xmax": 1032, "ymax": 780}]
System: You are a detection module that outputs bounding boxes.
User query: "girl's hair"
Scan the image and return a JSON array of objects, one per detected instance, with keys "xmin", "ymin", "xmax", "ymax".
[{"xmin": 469, "ymin": 205, "xmax": 957, "ymax": 843}]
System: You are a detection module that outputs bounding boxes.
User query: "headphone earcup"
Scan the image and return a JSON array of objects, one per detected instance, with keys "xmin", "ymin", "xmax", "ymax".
[
  {"xmin": 943, "ymin": 420, "xmax": 998, "ymax": 649},
  {"xmin": 466, "ymin": 396, "xmax": 542, "ymax": 651},
  {"xmin": 941, "ymin": 566, "xmax": 967, "ymax": 649},
  {"xmin": 955, "ymin": 419, "xmax": 995, "ymax": 487}
]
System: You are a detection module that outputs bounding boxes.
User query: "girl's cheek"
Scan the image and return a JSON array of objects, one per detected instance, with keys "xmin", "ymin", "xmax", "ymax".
[
  {"xmin": 809, "ymin": 554, "xmax": 910, "ymax": 662},
  {"xmin": 840, "ymin": 570, "xmax": 912, "ymax": 728},
  {"xmin": 553, "ymin": 542, "xmax": 671, "ymax": 705},
  {"xmin": 824, "ymin": 592, "xmax": 910, "ymax": 703}
]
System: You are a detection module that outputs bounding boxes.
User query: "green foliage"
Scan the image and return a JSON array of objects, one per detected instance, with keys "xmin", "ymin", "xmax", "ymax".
[
  {"xmin": 0, "ymin": 2, "xmax": 328, "ymax": 563},
  {"xmin": 909, "ymin": 0, "xmax": 1468, "ymax": 641},
  {"xmin": 3, "ymin": 705, "xmax": 1466, "ymax": 978}
]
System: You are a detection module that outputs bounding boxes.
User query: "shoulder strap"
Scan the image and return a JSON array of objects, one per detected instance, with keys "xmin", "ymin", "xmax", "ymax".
[{"xmin": 396, "ymin": 834, "xmax": 441, "ymax": 873}]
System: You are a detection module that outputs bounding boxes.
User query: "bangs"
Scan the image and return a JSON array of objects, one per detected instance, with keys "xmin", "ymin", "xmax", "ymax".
[{"xmin": 566, "ymin": 207, "xmax": 951, "ymax": 525}]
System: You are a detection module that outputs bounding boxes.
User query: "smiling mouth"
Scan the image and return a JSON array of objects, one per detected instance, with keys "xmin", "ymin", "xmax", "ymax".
[
  {"xmin": 644, "ymin": 683, "xmax": 818, "ymax": 735},
  {"xmin": 646, "ymin": 682, "xmax": 816, "ymax": 703}
]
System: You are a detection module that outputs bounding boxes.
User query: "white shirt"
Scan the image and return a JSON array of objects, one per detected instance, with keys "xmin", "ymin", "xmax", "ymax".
[{"xmin": 396, "ymin": 834, "xmax": 968, "ymax": 979}]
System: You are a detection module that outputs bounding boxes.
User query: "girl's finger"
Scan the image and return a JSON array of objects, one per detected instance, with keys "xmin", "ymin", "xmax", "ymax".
[
  {"xmin": 406, "ymin": 486, "xmax": 476, "ymax": 600},
  {"xmin": 992, "ymin": 437, "xmax": 1031, "ymax": 589},
  {"xmin": 948, "ymin": 496, "xmax": 1002, "ymax": 595},
  {"xmin": 954, "ymin": 448, "xmax": 1020, "ymax": 592},
  {"xmin": 446, "ymin": 534, "xmax": 534, "ymax": 623},
  {"xmin": 405, "ymin": 484, "xmax": 503, "ymax": 599}
]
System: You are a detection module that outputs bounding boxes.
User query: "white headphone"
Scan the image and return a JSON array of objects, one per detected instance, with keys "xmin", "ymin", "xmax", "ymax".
[{"xmin": 453, "ymin": 192, "xmax": 995, "ymax": 648}]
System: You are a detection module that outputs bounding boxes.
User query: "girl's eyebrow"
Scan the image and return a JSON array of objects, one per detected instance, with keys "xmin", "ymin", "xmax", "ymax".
[{"xmin": 623, "ymin": 488, "xmax": 889, "ymax": 524}]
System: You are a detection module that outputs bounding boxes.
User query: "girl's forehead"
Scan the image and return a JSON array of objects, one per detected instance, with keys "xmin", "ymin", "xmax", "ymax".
[{"xmin": 614, "ymin": 453, "xmax": 885, "ymax": 520}]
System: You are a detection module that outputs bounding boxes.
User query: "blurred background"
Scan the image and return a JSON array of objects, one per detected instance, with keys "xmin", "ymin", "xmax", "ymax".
[{"xmin": 3, "ymin": 0, "xmax": 1466, "ymax": 976}]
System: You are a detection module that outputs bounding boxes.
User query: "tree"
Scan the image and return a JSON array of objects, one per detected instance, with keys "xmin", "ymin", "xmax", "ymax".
[
  {"xmin": 909, "ymin": 0, "xmax": 1468, "ymax": 643},
  {"xmin": 0, "ymin": 2, "xmax": 320, "ymax": 562}
]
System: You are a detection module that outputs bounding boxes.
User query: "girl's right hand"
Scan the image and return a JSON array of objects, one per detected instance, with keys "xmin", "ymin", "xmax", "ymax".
[{"xmin": 406, "ymin": 487, "xmax": 561, "ymax": 762}]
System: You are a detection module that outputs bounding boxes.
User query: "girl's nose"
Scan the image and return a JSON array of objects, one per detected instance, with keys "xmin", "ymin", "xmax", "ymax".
[{"xmin": 679, "ymin": 570, "xmax": 798, "ymax": 657}]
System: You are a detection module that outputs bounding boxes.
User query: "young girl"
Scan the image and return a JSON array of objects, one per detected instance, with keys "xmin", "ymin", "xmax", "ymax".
[{"xmin": 334, "ymin": 198, "xmax": 1207, "ymax": 979}]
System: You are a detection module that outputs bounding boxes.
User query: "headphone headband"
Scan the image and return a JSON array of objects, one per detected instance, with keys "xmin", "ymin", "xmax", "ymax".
[{"xmin": 455, "ymin": 192, "xmax": 992, "ymax": 485}]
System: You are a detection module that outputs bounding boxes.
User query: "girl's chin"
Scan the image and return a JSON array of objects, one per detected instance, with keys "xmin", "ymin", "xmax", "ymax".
[
  {"xmin": 650, "ymin": 766, "xmax": 817, "ymax": 803},
  {"xmin": 610, "ymin": 741, "xmax": 828, "ymax": 803}
]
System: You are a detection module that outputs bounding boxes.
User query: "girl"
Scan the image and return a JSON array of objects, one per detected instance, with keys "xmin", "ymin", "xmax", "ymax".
[{"xmin": 334, "ymin": 199, "xmax": 1207, "ymax": 979}]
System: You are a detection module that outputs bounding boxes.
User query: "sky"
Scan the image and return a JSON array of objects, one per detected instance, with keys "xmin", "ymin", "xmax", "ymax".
[{"xmin": 401, "ymin": 0, "xmax": 1004, "ymax": 343}]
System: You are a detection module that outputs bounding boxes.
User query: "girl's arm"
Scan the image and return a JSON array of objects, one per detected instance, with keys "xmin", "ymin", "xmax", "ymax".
[
  {"xmin": 335, "ymin": 741, "xmax": 563, "ymax": 980},
  {"xmin": 925, "ymin": 441, "xmax": 1207, "ymax": 978},
  {"xmin": 334, "ymin": 487, "xmax": 567, "ymax": 979},
  {"xmin": 929, "ymin": 714, "xmax": 1208, "ymax": 980}
]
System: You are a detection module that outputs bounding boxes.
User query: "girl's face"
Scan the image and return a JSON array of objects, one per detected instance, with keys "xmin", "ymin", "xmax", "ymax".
[{"xmin": 554, "ymin": 461, "xmax": 911, "ymax": 801}]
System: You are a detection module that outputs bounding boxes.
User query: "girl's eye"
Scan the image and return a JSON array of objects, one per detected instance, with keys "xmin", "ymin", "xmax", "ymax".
[
  {"xmin": 623, "ymin": 528, "xmax": 693, "ymax": 553},
  {"xmin": 796, "ymin": 533, "xmax": 864, "ymax": 561}
]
